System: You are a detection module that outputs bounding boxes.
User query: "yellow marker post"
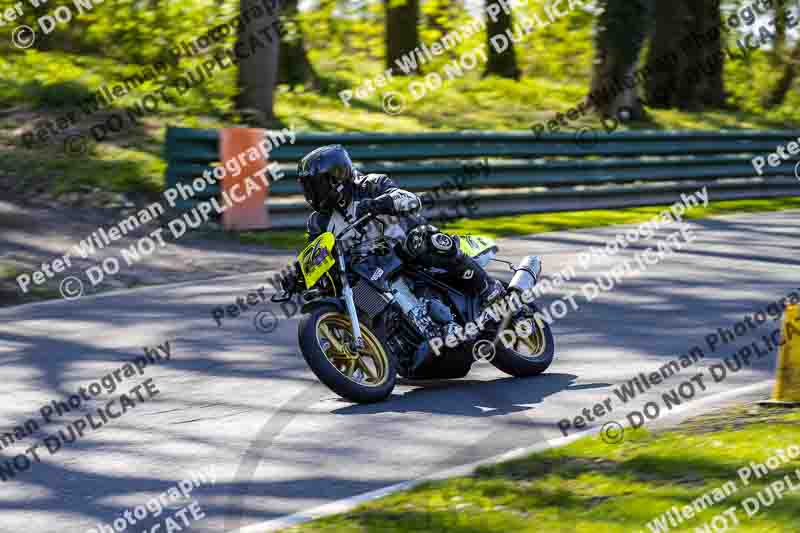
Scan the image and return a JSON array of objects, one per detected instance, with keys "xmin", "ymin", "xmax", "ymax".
[{"xmin": 761, "ymin": 304, "xmax": 800, "ymax": 407}]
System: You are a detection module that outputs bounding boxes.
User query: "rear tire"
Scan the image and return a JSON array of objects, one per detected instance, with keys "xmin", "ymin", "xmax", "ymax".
[
  {"xmin": 299, "ymin": 305, "xmax": 396, "ymax": 403},
  {"xmin": 489, "ymin": 306, "xmax": 555, "ymax": 378}
]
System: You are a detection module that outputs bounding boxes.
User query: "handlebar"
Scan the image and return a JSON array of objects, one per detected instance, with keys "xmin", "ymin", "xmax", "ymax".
[
  {"xmin": 335, "ymin": 210, "xmax": 386, "ymax": 239},
  {"xmin": 335, "ymin": 213, "xmax": 372, "ymax": 239},
  {"xmin": 270, "ymin": 291, "xmax": 293, "ymax": 304}
]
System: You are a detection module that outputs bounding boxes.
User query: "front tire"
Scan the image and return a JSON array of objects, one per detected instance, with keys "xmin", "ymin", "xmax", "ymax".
[
  {"xmin": 298, "ymin": 305, "xmax": 397, "ymax": 403},
  {"xmin": 489, "ymin": 306, "xmax": 555, "ymax": 377}
]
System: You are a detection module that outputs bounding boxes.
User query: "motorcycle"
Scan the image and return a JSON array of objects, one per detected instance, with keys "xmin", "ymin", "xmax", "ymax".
[{"xmin": 272, "ymin": 213, "xmax": 555, "ymax": 403}]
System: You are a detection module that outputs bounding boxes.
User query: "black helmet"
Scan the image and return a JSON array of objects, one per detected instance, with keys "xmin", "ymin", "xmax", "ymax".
[{"xmin": 297, "ymin": 145, "xmax": 355, "ymax": 214}]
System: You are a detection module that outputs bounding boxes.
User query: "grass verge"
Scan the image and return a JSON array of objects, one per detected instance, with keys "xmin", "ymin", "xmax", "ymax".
[
  {"xmin": 442, "ymin": 196, "xmax": 800, "ymax": 238},
  {"xmin": 237, "ymin": 229, "xmax": 308, "ymax": 249},
  {"xmin": 0, "ymin": 262, "xmax": 63, "ymax": 307},
  {"xmin": 286, "ymin": 404, "xmax": 800, "ymax": 533},
  {"xmin": 242, "ymin": 196, "xmax": 800, "ymax": 250}
]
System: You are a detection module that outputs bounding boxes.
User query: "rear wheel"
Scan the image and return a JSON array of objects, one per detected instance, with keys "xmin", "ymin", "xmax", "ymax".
[
  {"xmin": 489, "ymin": 305, "xmax": 555, "ymax": 377},
  {"xmin": 298, "ymin": 305, "xmax": 396, "ymax": 403}
]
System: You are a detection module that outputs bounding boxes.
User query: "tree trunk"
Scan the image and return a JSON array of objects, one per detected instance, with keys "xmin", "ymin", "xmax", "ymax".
[
  {"xmin": 644, "ymin": 0, "xmax": 725, "ymax": 110},
  {"xmin": 770, "ymin": 0, "xmax": 787, "ymax": 65},
  {"xmin": 236, "ymin": 0, "xmax": 281, "ymax": 126},
  {"xmin": 763, "ymin": 0, "xmax": 798, "ymax": 108},
  {"xmin": 765, "ymin": 43, "xmax": 800, "ymax": 108},
  {"xmin": 385, "ymin": 0, "xmax": 420, "ymax": 75},
  {"xmin": 278, "ymin": 0, "xmax": 319, "ymax": 89},
  {"xmin": 484, "ymin": 1, "xmax": 520, "ymax": 80},
  {"xmin": 588, "ymin": 0, "xmax": 651, "ymax": 119}
]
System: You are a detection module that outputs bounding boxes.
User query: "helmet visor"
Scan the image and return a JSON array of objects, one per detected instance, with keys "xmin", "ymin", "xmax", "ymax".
[
  {"xmin": 326, "ymin": 166, "xmax": 350, "ymax": 182},
  {"xmin": 300, "ymin": 175, "xmax": 337, "ymax": 213}
]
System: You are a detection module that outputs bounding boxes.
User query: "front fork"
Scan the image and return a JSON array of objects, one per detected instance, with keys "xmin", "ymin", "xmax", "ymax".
[{"xmin": 337, "ymin": 251, "xmax": 365, "ymax": 350}]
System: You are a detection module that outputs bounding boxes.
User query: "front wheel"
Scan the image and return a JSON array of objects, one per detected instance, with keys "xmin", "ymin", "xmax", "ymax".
[
  {"xmin": 298, "ymin": 305, "xmax": 396, "ymax": 403},
  {"xmin": 489, "ymin": 306, "xmax": 555, "ymax": 377}
]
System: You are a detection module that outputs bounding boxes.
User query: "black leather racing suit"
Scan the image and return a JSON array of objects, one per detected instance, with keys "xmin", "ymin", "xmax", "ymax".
[{"xmin": 305, "ymin": 172, "xmax": 492, "ymax": 295}]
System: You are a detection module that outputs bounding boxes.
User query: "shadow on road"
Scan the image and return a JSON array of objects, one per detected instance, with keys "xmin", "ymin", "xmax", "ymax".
[
  {"xmin": 0, "ymin": 210, "xmax": 797, "ymax": 531},
  {"xmin": 331, "ymin": 373, "xmax": 607, "ymax": 418}
]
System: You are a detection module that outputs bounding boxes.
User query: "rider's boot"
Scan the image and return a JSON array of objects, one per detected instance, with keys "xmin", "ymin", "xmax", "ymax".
[
  {"xmin": 453, "ymin": 253, "xmax": 506, "ymax": 309},
  {"xmin": 480, "ymin": 278, "xmax": 506, "ymax": 307}
]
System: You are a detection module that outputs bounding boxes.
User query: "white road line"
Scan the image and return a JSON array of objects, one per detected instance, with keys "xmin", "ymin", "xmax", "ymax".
[{"xmin": 234, "ymin": 379, "xmax": 774, "ymax": 532}]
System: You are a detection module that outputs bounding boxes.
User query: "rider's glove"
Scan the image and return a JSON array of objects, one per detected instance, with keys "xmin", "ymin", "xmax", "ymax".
[
  {"xmin": 387, "ymin": 190, "xmax": 421, "ymax": 214},
  {"xmin": 279, "ymin": 262, "xmax": 302, "ymax": 294},
  {"xmin": 355, "ymin": 199, "xmax": 377, "ymax": 220},
  {"xmin": 355, "ymin": 194, "xmax": 394, "ymax": 219}
]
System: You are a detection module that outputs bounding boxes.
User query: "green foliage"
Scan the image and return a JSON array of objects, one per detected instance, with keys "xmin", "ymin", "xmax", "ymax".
[
  {"xmin": 725, "ymin": 45, "xmax": 800, "ymax": 125},
  {"xmin": 1, "ymin": 0, "xmax": 796, "ymax": 125},
  {"xmin": 20, "ymin": 80, "xmax": 93, "ymax": 108},
  {"xmin": 515, "ymin": 2, "xmax": 596, "ymax": 81},
  {"xmin": 0, "ymin": 0, "xmax": 798, "ymax": 205}
]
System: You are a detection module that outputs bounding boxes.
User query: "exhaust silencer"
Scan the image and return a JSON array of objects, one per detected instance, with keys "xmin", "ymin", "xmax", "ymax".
[{"xmin": 508, "ymin": 255, "xmax": 542, "ymax": 293}]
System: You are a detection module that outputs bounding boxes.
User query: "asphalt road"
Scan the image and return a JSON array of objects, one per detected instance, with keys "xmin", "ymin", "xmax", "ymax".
[{"xmin": 0, "ymin": 210, "xmax": 798, "ymax": 533}]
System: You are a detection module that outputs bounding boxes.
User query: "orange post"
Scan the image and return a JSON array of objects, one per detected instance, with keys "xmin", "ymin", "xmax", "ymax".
[{"xmin": 219, "ymin": 128, "xmax": 270, "ymax": 230}]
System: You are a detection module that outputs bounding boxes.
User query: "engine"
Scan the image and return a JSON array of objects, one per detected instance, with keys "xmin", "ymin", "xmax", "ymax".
[{"xmin": 384, "ymin": 279, "xmax": 455, "ymax": 367}]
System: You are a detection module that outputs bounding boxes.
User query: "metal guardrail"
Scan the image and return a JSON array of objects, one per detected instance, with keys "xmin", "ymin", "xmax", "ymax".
[{"xmin": 164, "ymin": 128, "xmax": 800, "ymax": 229}]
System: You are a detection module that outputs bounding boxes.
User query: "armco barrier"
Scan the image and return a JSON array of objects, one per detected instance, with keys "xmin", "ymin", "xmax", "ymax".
[{"xmin": 164, "ymin": 129, "xmax": 800, "ymax": 229}]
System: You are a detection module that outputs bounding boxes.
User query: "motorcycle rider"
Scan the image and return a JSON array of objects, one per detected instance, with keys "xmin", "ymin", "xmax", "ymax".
[{"xmin": 284, "ymin": 144, "xmax": 504, "ymax": 368}]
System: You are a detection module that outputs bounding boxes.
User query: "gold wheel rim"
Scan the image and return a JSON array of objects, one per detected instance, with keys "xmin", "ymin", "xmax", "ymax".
[
  {"xmin": 315, "ymin": 313, "xmax": 390, "ymax": 387},
  {"xmin": 510, "ymin": 316, "xmax": 548, "ymax": 360}
]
